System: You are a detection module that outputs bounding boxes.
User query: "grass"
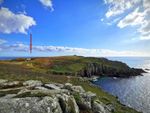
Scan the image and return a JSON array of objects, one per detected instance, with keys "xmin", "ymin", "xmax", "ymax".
[
  {"xmin": 73, "ymin": 92, "xmax": 81, "ymax": 103},
  {"xmin": 0, "ymin": 62, "xmax": 68, "ymax": 83},
  {"xmin": 7, "ymin": 55, "xmax": 134, "ymax": 77},
  {"xmin": 0, "ymin": 56, "xmax": 141, "ymax": 113}
]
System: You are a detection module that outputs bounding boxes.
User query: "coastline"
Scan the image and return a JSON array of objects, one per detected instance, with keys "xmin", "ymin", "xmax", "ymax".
[
  {"xmin": 0, "ymin": 56, "xmax": 144, "ymax": 113},
  {"xmin": 78, "ymin": 76, "xmax": 141, "ymax": 113},
  {"xmin": 80, "ymin": 77, "xmax": 141, "ymax": 113}
]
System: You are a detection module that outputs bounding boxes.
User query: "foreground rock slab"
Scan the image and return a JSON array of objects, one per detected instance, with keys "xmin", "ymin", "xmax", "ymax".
[
  {"xmin": 0, "ymin": 80, "xmax": 114, "ymax": 113},
  {"xmin": 0, "ymin": 97, "xmax": 62, "ymax": 113}
]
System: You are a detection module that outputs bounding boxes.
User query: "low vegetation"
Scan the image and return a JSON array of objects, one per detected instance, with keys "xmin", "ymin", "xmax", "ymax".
[
  {"xmin": 6, "ymin": 56, "xmax": 144, "ymax": 77},
  {"xmin": 0, "ymin": 56, "xmax": 141, "ymax": 113}
]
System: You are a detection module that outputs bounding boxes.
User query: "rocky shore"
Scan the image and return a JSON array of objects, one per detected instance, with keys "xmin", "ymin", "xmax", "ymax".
[
  {"xmin": 78, "ymin": 63, "xmax": 145, "ymax": 77},
  {"xmin": 0, "ymin": 56, "xmax": 143, "ymax": 113},
  {"xmin": 0, "ymin": 79, "xmax": 115, "ymax": 113}
]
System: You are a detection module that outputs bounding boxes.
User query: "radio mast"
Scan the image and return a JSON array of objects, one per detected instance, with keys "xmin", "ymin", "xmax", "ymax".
[{"xmin": 30, "ymin": 33, "xmax": 32, "ymax": 53}]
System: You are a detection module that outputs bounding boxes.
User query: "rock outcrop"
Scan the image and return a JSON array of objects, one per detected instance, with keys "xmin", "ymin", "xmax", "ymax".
[
  {"xmin": 11, "ymin": 56, "xmax": 145, "ymax": 78},
  {"xmin": 0, "ymin": 79, "xmax": 21, "ymax": 89},
  {"xmin": 0, "ymin": 97, "xmax": 62, "ymax": 113},
  {"xmin": 0, "ymin": 79, "xmax": 113, "ymax": 113},
  {"xmin": 78, "ymin": 63, "xmax": 145, "ymax": 77},
  {"xmin": 23, "ymin": 80, "xmax": 43, "ymax": 87}
]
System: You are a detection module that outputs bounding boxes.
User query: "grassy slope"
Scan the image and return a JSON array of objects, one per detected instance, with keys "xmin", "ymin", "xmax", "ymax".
[
  {"xmin": 0, "ymin": 56, "xmax": 140, "ymax": 113},
  {"xmin": 10, "ymin": 56, "xmax": 131, "ymax": 76}
]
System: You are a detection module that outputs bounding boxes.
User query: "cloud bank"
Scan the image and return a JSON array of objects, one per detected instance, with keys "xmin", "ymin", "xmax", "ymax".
[
  {"xmin": 104, "ymin": 0, "xmax": 150, "ymax": 40},
  {"xmin": 0, "ymin": 42, "xmax": 149, "ymax": 57},
  {"xmin": 0, "ymin": 7, "xmax": 36, "ymax": 34},
  {"xmin": 105, "ymin": 0, "xmax": 141, "ymax": 18}
]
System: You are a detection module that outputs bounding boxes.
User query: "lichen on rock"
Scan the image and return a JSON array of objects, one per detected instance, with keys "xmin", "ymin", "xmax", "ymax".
[{"xmin": 0, "ymin": 79, "xmax": 122, "ymax": 113}]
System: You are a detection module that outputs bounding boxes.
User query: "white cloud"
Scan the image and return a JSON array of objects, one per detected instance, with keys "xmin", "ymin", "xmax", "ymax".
[
  {"xmin": 105, "ymin": 0, "xmax": 141, "ymax": 18},
  {"xmin": 0, "ymin": 7, "xmax": 36, "ymax": 34},
  {"xmin": 0, "ymin": 42, "xmax": 149, "ymax": 56},
  {"xmin": 139, "ymin": 19, "xmax": 150, "ymax": 35},
  {"xmin": 39, "ymin": 0, "xmax": 53, "ymax": 11},
  {"xmin": 143, "ymin": 0, "xmax": 150, "ymax": 9},
  {"xmin": 99, "ymin": 49, "xmax": 147, "ymax": 56},
  {"xmin": 107, "ymin": 17, "xmax": 121, "ymax": 25},
  {"xmin": 117, "ymin": 8, "xmax": 145, "ymax": 28},
  {"xmin": 0, "ymin": 39, "xmax": 7, "ymax": 44},
  {"xmin": 9, "ymin": 43, "xmax": 29, "ymax": 51},
  {"xmin": 104, "ymin": 0, "xmax": 150, "ymax": 40},
  {"xmin": 140, "ymin": 35, "xmax": 150, "ymax": 40}
]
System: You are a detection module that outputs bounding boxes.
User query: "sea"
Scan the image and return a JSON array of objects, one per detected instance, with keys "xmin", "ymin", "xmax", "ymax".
[
  {"xmin": 93, "ymin": 57, "xmax": 150, "ymax": 113},
  {"xmin": 0, "ymin": 57, "xmax": 19, "ymax": 60},
  {"xmin": 0, "ymin": 57, "xmax": 150, "ymax": 113}
]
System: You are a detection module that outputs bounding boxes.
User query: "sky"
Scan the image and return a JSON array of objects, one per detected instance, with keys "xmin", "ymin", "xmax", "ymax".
[{"xmin": 0, "ymin": 0, "xmax": 150, "ymax": 57}]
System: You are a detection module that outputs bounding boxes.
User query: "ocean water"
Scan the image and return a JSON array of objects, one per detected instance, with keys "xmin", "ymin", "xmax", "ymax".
[
  {"xmin": 93, "ymin": 57, "xmax": 150, "ymax": 113},
  {"xmin": 0, "ymin": 57, "xmax": 34, "ymax": 60},
  {"xmin": 0, "ymin": 57, "xmax": 18, "ymax": 60}
]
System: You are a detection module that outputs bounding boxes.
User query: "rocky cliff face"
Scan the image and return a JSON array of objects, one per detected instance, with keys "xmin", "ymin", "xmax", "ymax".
[
  {"xmin": 78, "ymin": 63, "xmax": 145, "ymax": 77},
  {"xmin": 0, "ymin": 79, "xmax": 114, "ymax": 113},
  {"xmin": 10, "ymin": 56, "xmax": 145, "ymax": 78}
]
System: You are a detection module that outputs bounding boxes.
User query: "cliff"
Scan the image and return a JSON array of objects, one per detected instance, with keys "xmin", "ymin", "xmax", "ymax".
[
  {"xmin": 12, "ymin": 56, "xmax": 145, "ymax": 77},
  {"xmin": 0, "ymin": 60, "xmax": 141, "ymax": 113},
  {"xmin": 78, "ymin": 63, "xmax": 145, "ymax": 77}
]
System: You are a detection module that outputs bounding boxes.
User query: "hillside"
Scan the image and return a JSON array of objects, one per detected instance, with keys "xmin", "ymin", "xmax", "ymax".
[
  {"xmin": 10, "ymin": 56, "xmax": 144, "ymax": 77},
  {"xmin": 0, "ymin": 56, "xmax": 142, "ymax": 113}
]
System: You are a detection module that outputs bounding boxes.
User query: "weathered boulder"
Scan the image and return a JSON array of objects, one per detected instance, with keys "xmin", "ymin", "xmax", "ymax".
[
  {"xmin": 44, "ymin": 84, "xmax": 61, "ymax": 90},
  {"xmin": 0, "ymin": 79, "xmax": 114, "ymax": 113},
  {"xmin": 17, "ymin": 88, "xmax": 30, "ymax": 95},
  {"xmin": 0, "ymin": 79, "xmax": 8, "ymax": 84},
  {"xmin": 71, "ymin": 86, "xmax": 85, "ymax": 93},
  {"xmin": 64, "ymin": 83, "xmax": 85, "ymax": 93},
  {"xmin": 0, "ymin": 80, "xmax": 21, "ymax": 89},
  {"xmin": 78, "ymin": 91, "xmax": 96, "ymax": 109},
  {"xmin": 86, "ymin": 91, "xmax": 96, "ymax": 98},
  {"xmin": 64, "ymin": 83, "xmax": 73, "ymax": 90},
  {"xmin": 23, "ymin": 80, "xmax": 42, "ymax": 87},
  {"xmin": 54, "ymin": 83, "xmax": 64, "ymax": 89},
  {"xmin": 92, "ymin": 100, "xmax": 110, "ymax": 113},
  {"xmin": 0, "ymin": 96, "xmax": 62, "ymax": 113},
  {"xmin": 57, "ymin": 94, "xmax": 79, "ymax": 113},
  {"xmin": 35, "ymin": 86, "xmax": 49, "ymax": 90},
  {"xmin": 1, "ymin": 94, "xmax": 17, "ymax": 99}
]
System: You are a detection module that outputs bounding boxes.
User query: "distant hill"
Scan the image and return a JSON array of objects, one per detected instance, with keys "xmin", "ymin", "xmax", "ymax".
[{"xmin": 11, "ymin": 56, "xmax": 145, "ymax": 77}]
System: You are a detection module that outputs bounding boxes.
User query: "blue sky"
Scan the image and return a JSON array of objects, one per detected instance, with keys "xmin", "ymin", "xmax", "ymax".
[{"xmin": 0, "ymin": 0, "xmax": 150, "ymax": 56}]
